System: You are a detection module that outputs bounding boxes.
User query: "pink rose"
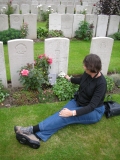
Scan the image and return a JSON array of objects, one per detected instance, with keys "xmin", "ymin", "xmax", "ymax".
[
  {"xmin": 38, "ymin": 54, "xmax": 46, "ymax": 59},
  {"xmin": 38, "ymin": 55, "xmax": 43, "ymax": 59},
  {"xmin": 47, "ymin": 58, "xmax": 52, "ymax": 64},
  {"xmin": 21, "ymin": 69, "xmax": 29, "ymax": 76}
]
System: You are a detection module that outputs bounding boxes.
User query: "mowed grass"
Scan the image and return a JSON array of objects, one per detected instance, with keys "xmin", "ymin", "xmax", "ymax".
[{"xmin": 0, "ymin": 96, "xmax": 120, "ymax": 160}]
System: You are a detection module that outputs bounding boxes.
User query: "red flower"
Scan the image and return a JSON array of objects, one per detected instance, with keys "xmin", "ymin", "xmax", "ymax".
[
  {"xmin": 38, "ymin": 54, "xmax": 46, "ymax": 59},
  {"xmin": 38, "ymin": 55, "xmax": 43, "ymax": 59},
  {"xmin": 21, "ymin": 69, "xmax": 29, "ymax": 76},
  {"xmin": 47, "ymin": 58, "xmax": 52, "ymax": 64}
]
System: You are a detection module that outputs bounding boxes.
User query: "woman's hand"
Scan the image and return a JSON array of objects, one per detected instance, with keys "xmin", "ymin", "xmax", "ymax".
[
  {"xmin": 59, "ymin": 108, "xmax": 74, "ymax": 117},
  {"xmin": 64, "ymin": 75, "xmax": 71, "ymax": 81}
]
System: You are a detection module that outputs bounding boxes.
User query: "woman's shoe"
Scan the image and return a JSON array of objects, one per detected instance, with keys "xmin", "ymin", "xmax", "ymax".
[
  {"xmin": 14, "ymin": 126, "xmax": 33, "ymax": 135},
  {"xmin": 16, "ymin": 132, "xmax": 40, "ymax": 149}
]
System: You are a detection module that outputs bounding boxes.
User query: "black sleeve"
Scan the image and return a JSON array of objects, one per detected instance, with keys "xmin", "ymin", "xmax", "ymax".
[
  {"xmin": 76, "ymin": 82, "xmax": 106, "ymax": 116},
  {"xmin": 71, "ymin": 77, "xmax": 81, "ymax": 84}
]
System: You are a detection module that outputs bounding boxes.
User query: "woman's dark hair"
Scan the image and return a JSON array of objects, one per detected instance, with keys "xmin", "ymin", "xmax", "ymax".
[{"xmin": 83, "ymin": 54, "xmax": 102, "ymax": 73}]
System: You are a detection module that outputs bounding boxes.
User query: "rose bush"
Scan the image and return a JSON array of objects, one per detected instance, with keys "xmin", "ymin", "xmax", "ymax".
[{"xmin": 18, "ymin": 54, "xmax": 52, "ymax": 92}]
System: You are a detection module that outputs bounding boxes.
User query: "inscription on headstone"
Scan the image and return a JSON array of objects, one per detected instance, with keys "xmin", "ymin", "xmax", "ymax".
[{"xmin": 45, "ymin": 38, "xmax": 70, "ymax": 85}]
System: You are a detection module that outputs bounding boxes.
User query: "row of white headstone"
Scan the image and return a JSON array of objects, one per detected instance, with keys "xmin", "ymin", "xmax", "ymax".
[
  {"xmin": 0, "ymin": 3, "xmax": 96, "ymax": 15},
  {"xmin": 0, "ymin": 0, "xmax": 98, "ymax": 6},
  {"xmin": 0, "ymin": 13, "xmax": 119, "ymax": 39},
  {"xmin": 49, "ymin": 14, "xmax": 120, "ymax": 38},
  {"xmin": 0, "ymin": 37, "xmax": 114, "ymax": 88},
  {"xmin": 0, "ymin": 14, "xmax": 37, "ymax": 39}
]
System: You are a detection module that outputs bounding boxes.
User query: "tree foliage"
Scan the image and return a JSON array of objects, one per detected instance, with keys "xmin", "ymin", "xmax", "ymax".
[{"xmin": 96, "ymin": 0, "xmax": 120, "ymax": 15}]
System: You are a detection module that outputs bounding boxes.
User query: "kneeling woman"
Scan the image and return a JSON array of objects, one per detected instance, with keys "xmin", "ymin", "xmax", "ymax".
[{"xmin": 14, "ymin": 53, "xmax": 107, "ymax": 149}]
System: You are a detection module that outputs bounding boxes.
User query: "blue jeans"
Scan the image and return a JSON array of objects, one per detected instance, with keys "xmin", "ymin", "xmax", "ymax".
[{"xmin": 35, "ymin": 99, "xmax": 105, "ymax": 142}]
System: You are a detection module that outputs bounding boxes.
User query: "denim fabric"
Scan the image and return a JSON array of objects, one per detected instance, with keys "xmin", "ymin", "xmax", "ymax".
[{"xmin": 35, "ymin": 99, "xmax": 105, "ymax": 142}]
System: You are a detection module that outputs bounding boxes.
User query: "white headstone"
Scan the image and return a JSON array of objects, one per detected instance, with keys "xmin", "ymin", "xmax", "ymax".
[
  {"xmin": 84, "ymin": 5, "xmax": 93, "ymax": 14},
  {"xmin": 61, "ymin": 2, "xmax": 67, "ymax": 6},
  {"xmin": 51, "ymin": 4, "xmax": 57, "ymax": 12},
  {"xmin": 107, "ymin": 15, "xmax": 120, "ymax": 36},
  {"xmin": 90, "ymin": 37, "xmax": 114, "ymax": 75},
  {"xmin": 45, "ymin": 38, "xmax": 70, "ymax": 85},
  {"xmin": 66, "ymin": 5, "xmax": 74, "ymax": 14},
  {"xmin": 49, "ymin": 13, "xmax": 61, "ymax": 30},
  {"xmin": 0, "ymin": 14, "xmax": 8, "ymax": 31},
  {"xmin": 12, "ymin": 4, "xmax": 19, "ymax": 14},
  {"xmin": 31, "ymin": 0, "xmax": 38, "ymax": 5},
  {"xmin": 10, "ymin": 14, "xmax": 23, "ymax": 30},
  {"xmin": 31, "ymin": 4, "xmax": 38, "ymax": 15},
  {"xmin": 21, "ymin": 4, "xmax": 30, "ymax": 14},
  {"xmin": 8, "ymin": 39, "xmax": 34, "ymax": 87},
  {"xmin": 96, "ymin": 15, "xmax": 109, "ymax": 37},
  {"xmin": 0, "ymin": 41, "xmax": 7, "ymax": 88},
  {"xmin": 85, "ymin": 14, "xmax": 97, "ymax": 37},
  {"xmin": 57, "ymin": 4, "xmax": 65, "ymax": 14},
  {"xmin": 82, "ymin": 2, "xmax": 88, "ymax": 6},
  {"xmin": 92, "ymin": 5, "xmax": 97, "ymax": 14},
  {"xmin": 12, "ymin": 0, "xmax": 20, "ymax": 5},
  {"xmin": 75, "ymin": 5, "xmax": 85, "ymax": 14},
  {"xmin": 24, "ymin": 14, "xmax": 37, "ymax": 39},
  {"xmin": 61, "ymin": 14, "xmax": 74, "ymax": 38},
  {"xmin": 72, "ymin": 14, "xmax": 85, "ymax": 37}
]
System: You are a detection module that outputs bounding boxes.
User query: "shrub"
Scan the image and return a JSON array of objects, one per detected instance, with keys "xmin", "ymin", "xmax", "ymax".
[
  {"xmin": 5, "ymin": 0, "xmax": 16, "ymax": 16},
  {"xmin": 37, "ymin": 27, "xmax": 48, "ymax": 40},
  {"xmin": 105, "ymin": 76, "xmax": 115, "ymax": 92},
  {"xmin": 48, "ymin": 30, "xmax": 63, "ymax": 38},
  {"xmin": 108, "ymin": 32, "xmax": 120, "ymax": 40},
  {"xmin": 75, "ymin": 21, "xmax": 94, "ymax": 41},
  {"xmin": 34, "ymin": 54, "xmax": 52, "ymax": 82},
  {"xmin": 18, "ymin": 54, "xmax": 52, "ymax": 92},
  {"xmin": 20, "ymin": 23, "xmax": 29, "ymax": 38},
  {"xmin": 53, "ymin": 77, "xmax": 79, "ymax": 101},
  {"xmin": 0, "ymin": 28, "xmax": 21, "ymax": 44},
  {"xmin": 41, "ymin": 10, "xmax": 51, "ymax": 21},
  {"xmin": 0, "ymin": 80, "xmax": 9, "ymax": 103},
  {"xmin": 96, "ymin": 0, "xmax": 120, "ymax": 15}
]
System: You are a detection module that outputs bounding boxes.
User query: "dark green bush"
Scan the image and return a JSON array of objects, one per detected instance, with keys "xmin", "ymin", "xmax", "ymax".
[
  {"xmin": 0, "ymin": 28, "xmax": 21, "ymax": 44},
  {"xmin": 37, "ymin": 27, "xmax": 48, "ymax": 40},
  {"xmin": 105, "ymin": 76, "xmax": 115, "ymax": 92},
  {"xmin": 53, "ymin": 77, "xmax": 79, "ymax": 101},
  {"xmin": 0, "ymin": 80, "xmax": 9, "ymax": 103},
  {"xmin": 75, "ymin": 21, "xmax": 94, "ymax": 41},
  {"xmin": 48, "ymin": 30, "xmax": 63, "ymax": 38},
  {"xmin": 108, "ymin": 32, "xmax": 120, "ymax": 40},
  {"xmin": 41, "ymin": 10, "xmax": 51, "ymax": 21}
]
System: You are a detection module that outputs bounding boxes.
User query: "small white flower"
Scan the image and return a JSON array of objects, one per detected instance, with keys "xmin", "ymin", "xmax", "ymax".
[
  {"xmin": 2, "ymin": 7, "xmax": 6, "ymax": 9},
  {"xmin": 48, "ymin": 5, "xmax": 51, "ymax": 8},
  {"xmin": 85, "ymin": 8, "xmax": 87, "ymax": 11},
  {"xmin": 58, "ymin": 71, "xmax": 66, "ymax": 78}
]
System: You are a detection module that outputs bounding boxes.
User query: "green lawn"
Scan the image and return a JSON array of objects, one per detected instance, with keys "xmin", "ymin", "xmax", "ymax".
[{"xmin": 0, "ymin": 96, "xmax": 120, "ymax": 160}]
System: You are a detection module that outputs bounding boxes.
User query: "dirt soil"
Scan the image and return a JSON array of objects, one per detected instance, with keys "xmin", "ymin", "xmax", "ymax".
[{"xmin": 0, "ymin": 82, "xmax": 120, "ymax": 109}]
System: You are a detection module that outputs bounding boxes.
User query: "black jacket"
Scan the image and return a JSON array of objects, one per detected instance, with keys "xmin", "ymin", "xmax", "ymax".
[{"xmin": 71, "ymin": 72, "xmax": 107, "ymax": 116}]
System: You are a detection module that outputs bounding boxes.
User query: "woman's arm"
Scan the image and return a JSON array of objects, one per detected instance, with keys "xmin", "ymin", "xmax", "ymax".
[{"xmin": 76, "ymin": 82, "xmax": 106, "ymax": 116}]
